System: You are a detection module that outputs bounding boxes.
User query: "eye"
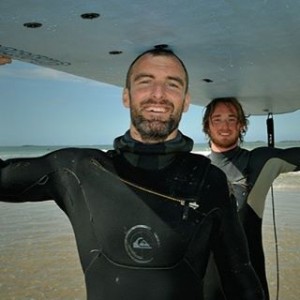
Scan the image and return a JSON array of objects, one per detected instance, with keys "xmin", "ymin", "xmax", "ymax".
[
  {"xmin": 169, "ymin": 83, "xmax": 179, "ymax": 88},
  {"xmin": 134, "ymin": 74, "xmax": 154, "ymax": 86},
  {"xmin": 166, "ymin": 81, "xmax": 181, "ymax": 90},
  {"xmin": 228, "ymin": 117, "xmax": 238, "ymax": 123},
  {"xmin": 136, "ymin": 78, "xmax": 152, "ymax": 86},
  {"xmin": 211, "ymin": 118, "xmax": 221, "ymax": 124}
]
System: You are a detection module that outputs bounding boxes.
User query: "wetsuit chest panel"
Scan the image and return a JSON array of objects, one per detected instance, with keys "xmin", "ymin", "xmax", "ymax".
[
  {"xmin": 82, "ymin": 158, "xmax": 210, "ymax": 267},
  {"xmin": 210, "ymin": 148, "xmax": 251, "ymax": 210}
]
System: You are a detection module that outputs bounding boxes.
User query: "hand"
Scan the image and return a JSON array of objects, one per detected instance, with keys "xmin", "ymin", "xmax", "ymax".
[{"xmin": 0, "ymin": 55, "xmax": 12, "ymax": 65}]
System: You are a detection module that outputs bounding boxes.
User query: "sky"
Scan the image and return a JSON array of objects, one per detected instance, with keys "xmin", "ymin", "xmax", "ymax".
[{"xmin": 0, "ymin": 61, "xmax": 300, "ymax": 146}]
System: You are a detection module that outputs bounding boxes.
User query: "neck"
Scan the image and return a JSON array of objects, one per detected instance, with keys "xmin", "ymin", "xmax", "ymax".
[{"xmin": 210, "ymin": 143, "xmax": 238, "ymax": 153}]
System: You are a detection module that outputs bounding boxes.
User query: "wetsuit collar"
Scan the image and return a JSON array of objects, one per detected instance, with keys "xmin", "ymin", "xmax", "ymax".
[
  {"xmin": 113, "ymin": 130, "xmax": 193, "ymax": 154},
  {"xmin": 209, "ymin": 146, "xmax": 241, "ymax": 165},
  {"xmin": 113, "ymin": 131, "xmax": 194, "ymax": 169}
]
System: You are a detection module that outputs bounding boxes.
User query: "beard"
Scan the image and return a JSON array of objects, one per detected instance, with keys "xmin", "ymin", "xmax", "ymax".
[
  {"xmin": 130, "ymin": 99, "xmax": 184, "ymax": 143},
  {"xmin": 210, "ymin": 133, "xmax": 239, "ymax": 150}
]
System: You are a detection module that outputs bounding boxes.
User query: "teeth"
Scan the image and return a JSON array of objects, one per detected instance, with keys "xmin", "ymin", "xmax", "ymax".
[{"xmin": 145, "ymin": 107, "xmax": 166, "ymax": 112}]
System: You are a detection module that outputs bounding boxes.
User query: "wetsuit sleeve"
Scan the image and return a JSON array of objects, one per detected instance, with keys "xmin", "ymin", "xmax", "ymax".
[
  {"xmin": 254, "ymin": 146, "xmax": 300, "ymax": 171},
  {"xmin": 247, "ymin": 147, "xmax": 300, "ymax": 218},
  {"xmin": 0, "ymin": 154, "xmax": 55, "ymax": 202},
  {"xmin": 207, "ymin": 168, "xmax": 265, "ymax": 300},
  {"xmin": 278, "ymin": 147, "xmax": 300, "ymax": 170}
]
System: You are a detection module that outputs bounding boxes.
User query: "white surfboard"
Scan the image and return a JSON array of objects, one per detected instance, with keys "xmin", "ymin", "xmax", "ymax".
[{"xmin": 1, "ymin": 0, "xmax": 300, "ymax": 115}]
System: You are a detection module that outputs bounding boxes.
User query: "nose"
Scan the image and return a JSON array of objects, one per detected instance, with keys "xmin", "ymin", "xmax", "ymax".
[
  {"xmin": 220, "ymin": 119, "xmax": 230, "ymax": 126},
  {"xmin": 151, "ymin": 83, "xmax": 165, "ymax": 99},
  {"xmin": 219, "ymin": 120, "xmax": 232, "ymax": 131}
]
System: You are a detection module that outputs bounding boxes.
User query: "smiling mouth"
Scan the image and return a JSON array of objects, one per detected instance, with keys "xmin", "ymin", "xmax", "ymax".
[
  {"xmin": 144, "ymin": 106, "xmax": 169, "ymax": 113},
  {"xmin": 219, "ymin": 132, "xmax": 231, "ymax": 137}
]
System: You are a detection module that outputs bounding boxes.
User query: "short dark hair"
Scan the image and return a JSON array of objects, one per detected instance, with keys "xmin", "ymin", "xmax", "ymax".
[
  {"xmin": 125, "ymin": 48, "xmax": 189, "ymax": 93},
  {"xmin": 202, "ymin": 97, "xmax": 249, "ymax": 144}
]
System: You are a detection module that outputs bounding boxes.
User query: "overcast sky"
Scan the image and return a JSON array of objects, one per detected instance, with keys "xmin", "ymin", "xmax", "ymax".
[{"xmin": 0, "ymin": 61, "xmax": 299, "ymax": 146}]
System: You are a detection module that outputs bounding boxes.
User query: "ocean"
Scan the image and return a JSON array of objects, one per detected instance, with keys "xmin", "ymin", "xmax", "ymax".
[
  {"xmin": 0, "ymin": 142, "xmax": 299, "ymax": 300},
  {"xmin": 0, "ymin": 140, "xmax": 299, "ymax": 159}
]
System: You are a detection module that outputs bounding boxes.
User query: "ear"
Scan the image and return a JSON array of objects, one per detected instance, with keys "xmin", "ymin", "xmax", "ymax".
[
  {"xmin": 240, "ymin": 125, "xmax": 246, "ymax": 134},
  {"xmin": 183, "ymin": 92, "xmax": 191, "ymax": 112},
  {"xmin": 122, "ymin": 88, "xmax": 130, "ymax": 108}
]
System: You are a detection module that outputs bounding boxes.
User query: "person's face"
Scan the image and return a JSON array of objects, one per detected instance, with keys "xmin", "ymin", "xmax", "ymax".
[
  {"xmin": 207, "ymin": 102, "xmax": 244, "ymax": 152},
  {"xmin": 123, "ymin": 54, "xmax": 190, "ymax": 143}
]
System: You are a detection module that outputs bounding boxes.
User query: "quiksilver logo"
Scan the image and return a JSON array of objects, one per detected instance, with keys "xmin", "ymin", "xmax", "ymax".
[
  {"xmin": 124, "ymin": 225, "xmax": 160, "ymax": 264},
  {"xmin": 133, "ymin": 237, "xmax": 152, "ymax": 249}
]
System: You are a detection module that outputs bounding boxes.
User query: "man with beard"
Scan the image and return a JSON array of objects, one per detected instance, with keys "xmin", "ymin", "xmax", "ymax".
[
  {"xmin": 202, "ymin": 97, "xmax": 300, "ymax": 300},
  {"xmin": 0, "ymin": 50, "xmax": 264, "ymax": 300}
]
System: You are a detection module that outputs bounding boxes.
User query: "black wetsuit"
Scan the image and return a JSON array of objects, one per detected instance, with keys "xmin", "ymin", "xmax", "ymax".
[
  {"xmin": 204, "ymin": 146, "xmax": 300, "ymax": 300},
  {"xmin": 0, "ymin": 132, "xmax": 264, "ymax": 300}
]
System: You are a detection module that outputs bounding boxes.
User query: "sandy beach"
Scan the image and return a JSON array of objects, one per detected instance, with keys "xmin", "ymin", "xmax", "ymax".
[
  {"xmin": 0, "ymin": 172, "xmax": 299, "ymax": 300},
  {"xmin": 263, "ymin": 174, "xmax": 300, "ymax": 300}
]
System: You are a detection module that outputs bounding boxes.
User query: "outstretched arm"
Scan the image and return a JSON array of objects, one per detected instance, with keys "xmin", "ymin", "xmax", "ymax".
[
  {"xmin": 276, "ymin": 147, "xmax": 300, "ymax": 171},
  {"xmin": 252, "ymin": 146, "xmax": 300, "ymax": 174},
  {"xmin": 0, "ymin": 155, "xmax": 54, "ymax": 202},
  {"xmin": 247, "ymin": 147, "xmax": 300, "ymax": 217}
]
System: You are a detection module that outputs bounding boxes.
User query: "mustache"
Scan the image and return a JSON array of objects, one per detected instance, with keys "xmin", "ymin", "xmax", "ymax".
[{"xmin": 140, "ymin": 98, "xmax": 174, "ymax": 108}]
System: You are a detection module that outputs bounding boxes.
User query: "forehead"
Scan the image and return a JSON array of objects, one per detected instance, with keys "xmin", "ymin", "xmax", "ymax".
[
  {"xmin": 131, "ymin": 54, "xmax": 186, "ymax": 79},
  {"xmin": 212, "ymin": 102, "xmax": 238, "ymax": 116}
]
